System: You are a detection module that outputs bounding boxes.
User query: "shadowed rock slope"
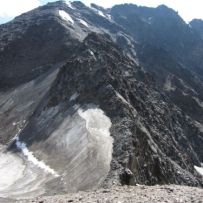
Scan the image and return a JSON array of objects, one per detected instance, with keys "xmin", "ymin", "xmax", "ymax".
[
  {"xmin": 11, "ymin": 33, "xmax": 203, "ymax": 190},
  {"xmin": 0, "ymin": 1, "xmax": 203, "ymax": 200}
]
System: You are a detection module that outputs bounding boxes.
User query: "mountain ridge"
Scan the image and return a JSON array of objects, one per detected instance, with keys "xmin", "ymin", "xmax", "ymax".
[{"xmin": 0, "ymin": 1, "xmax": 203, "ymax": 200}]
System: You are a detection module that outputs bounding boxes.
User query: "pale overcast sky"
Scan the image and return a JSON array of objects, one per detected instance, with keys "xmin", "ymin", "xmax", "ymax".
[{"xmin": 0, "ymin": 0, "xmax": 203, "ymax": 24}]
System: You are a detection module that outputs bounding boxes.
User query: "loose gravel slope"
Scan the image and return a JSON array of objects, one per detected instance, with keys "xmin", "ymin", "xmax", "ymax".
[{"xmin": 16, "ymin": 185, "xmax": 203, "ymax": 203}]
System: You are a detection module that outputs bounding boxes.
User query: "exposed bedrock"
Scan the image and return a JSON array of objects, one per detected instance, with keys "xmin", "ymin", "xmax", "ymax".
[{"xmin": 0, "ymin": 1, "xmax": 203, "ymax": 200}]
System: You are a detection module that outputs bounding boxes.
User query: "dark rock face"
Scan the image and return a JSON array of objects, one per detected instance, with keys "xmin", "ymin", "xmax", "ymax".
[
  {"xmin": 0, "ymin": 1, "xmax": 83, "ymax": 90},
  {"xmin": 0, "ymin": 1, "xmax": 203, "ymax": 199},
  {"xmin": 111, "ymin": 4, "xmax": 203, "ymax": 79},
  {"xmin": 190, "ymin": 19, "xmax": 203, "ymax": 40}
]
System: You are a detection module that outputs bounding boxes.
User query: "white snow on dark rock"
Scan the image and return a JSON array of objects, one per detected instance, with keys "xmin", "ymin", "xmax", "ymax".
[{"xmin": 59, "ymin": 10, "xmax": 74, "ymax": 24}]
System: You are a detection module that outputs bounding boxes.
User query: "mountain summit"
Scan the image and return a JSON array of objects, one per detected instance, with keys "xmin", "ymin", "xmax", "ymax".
[{"xmin": 0, "ymin": 1, "xmax": 203, "ymax": 200}]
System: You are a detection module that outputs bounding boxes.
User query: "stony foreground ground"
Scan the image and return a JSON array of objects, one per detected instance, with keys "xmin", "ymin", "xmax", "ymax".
[{"xmin": 14, "ymin": 185, "xmax": 203, "ymax": 203}]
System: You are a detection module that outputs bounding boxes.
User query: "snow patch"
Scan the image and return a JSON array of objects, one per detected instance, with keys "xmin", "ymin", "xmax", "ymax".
[
  {"xmin": 89, "ymin": 50, "xmax": 94, "ymax": 56},
  {"xmin": 98, "ymin": 10, "xmax": 106, "ymax": 18},
  {"xmin": 78, "ymin": 108, "xmax": 112, "ymax": 139},
  {"xmin": 194, "ymin": 164, "xmax": 203, "ymax": 176},
  {"xmin": 41, "ymin": 106, "xmax": 113, "ymax": 190},
  {"xmin": 59, "ymin": 10, "xmax": 74, "ymax": 24},
  {"xmin": 106, "ymin": 14, "xmax": 112, "ymax": 20},
  {"xmin": 69, "ymin": 92, "xmax": 79, "ymax": 101},
  {"xmin": 0, "ymin": 151, "xmax": 25, "ymax": 191},
  {"xmin": 15, "ymin": 137, "xmax": 59, "ymax": 177},
  {"xmin": 0, "ymin": 144, "xmax": 54, "ymax": 198},
  {"xmin": 90, "ymin": 6, "xmax": 109, "ymax": 20},
  {"xmin": 66, "ymin": 1, "xmax": 74, "ymax": 9},
  {"xmin": 89, "ymin": 49, "xmax": 96, "ymax": 60},
  {"xmin": 78, "ymin": 19, "xmax": 89, "ymax": 27}
]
